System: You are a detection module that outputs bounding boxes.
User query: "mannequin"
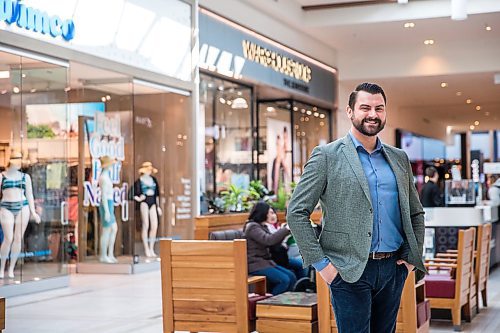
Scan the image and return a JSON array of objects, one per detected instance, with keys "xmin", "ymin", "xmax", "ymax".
[
  {"xmin": 134, "ymin": 162, "xmax": 162, "ymax": 257},
  {"xmin": 98, "ymin": 156, "xmax": 118, "ymax": 264},
  {"xmin": 0, "ymin": 151, "xmax": 41, "ymax": 278}
]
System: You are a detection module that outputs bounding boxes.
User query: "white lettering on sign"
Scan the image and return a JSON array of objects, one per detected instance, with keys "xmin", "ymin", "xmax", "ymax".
[{"xmin": 176, "ymin": 178, "xmax": 192, "ymax": 220}]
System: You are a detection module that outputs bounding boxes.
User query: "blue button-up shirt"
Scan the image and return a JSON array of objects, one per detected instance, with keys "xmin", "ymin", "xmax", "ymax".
[{"xmin": 312, "ymin": 132, "xmax": 404, "ymax": 272}]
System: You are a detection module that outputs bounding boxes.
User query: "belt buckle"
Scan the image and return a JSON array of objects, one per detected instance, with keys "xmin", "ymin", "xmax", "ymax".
[{"xmin": 371, "ymin": 252, "xmax": 377, "ymax": 260}]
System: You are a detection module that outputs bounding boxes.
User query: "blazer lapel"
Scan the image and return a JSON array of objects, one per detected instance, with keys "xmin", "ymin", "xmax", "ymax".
[{"xmin": 341, "ymin": 136, "xmax": 372, "ymax": 206}]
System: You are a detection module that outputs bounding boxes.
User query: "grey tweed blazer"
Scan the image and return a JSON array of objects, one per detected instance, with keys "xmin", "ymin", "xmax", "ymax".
[{"xmin": 287, "ymin": 135, "xmax": 426, "ymax": 283}]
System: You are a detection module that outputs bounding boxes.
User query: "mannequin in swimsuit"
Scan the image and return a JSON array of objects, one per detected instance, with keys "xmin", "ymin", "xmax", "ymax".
[
  {"xmin": 98, "ymin": 156, "xmax": 118, "ymax": 264},
  {"xmin": 133, "ymin": 162, "xmax": 162, "ymax": 257},
  {"xmin": 0, "ymin": 151, "xmax": 41, "ymax": 278}
]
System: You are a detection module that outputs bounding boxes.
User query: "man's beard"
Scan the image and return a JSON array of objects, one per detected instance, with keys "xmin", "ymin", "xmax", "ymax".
[{"xmin": 352, "ymin": 117, "xmax": 386, "ymax": 136}]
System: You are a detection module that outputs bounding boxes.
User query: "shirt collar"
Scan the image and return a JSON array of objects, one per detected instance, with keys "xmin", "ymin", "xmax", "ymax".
[{"xmin": 348, "ymin": 131, "xmax": 383, "ymax": 153}]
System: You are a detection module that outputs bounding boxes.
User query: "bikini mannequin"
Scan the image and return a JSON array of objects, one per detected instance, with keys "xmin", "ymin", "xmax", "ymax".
[
  {"xmin": 98, "ymin": 156, "xmax": 118, "ymax": 264},
  {"xmin": 0, "ymin": 151, "xmax": 41, "ymax": 278},
  {"xmin": 133, "ymin": 162, "xmax": 162, "ymax": 257}
]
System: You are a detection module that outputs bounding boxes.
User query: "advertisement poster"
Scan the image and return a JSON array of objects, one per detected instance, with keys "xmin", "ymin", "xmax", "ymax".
[{"xmin": 266, "ymin": 118, "xmax": 292, "ymax": 194}]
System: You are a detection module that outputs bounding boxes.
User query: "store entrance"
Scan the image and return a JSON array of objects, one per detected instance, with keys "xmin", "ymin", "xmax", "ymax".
[{"xmin": 0, "ymin": 49, "xmax": 70, "ymax": 286}]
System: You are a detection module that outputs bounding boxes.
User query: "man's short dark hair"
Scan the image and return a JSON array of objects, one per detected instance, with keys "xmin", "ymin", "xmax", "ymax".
[
  {"xmin": 348, "ymin": 82, "xmax": 387, "ymax": 110},
  {"xmin": 425, "ymin": 166, "xmax": 438, "ymax": 178}
]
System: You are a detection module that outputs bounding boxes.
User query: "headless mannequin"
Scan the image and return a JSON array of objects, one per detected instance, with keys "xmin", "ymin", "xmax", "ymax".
[
  {"xmin": 0, "ymin": 156, "xmax": 41, "ymax": 278},
  {"xmin": 98, "ymin": 164, "xmax": 118, "ymax": 264},
  {"xmin": 134, "ymin": 169, "xmax": 162, "ymax": 257}
]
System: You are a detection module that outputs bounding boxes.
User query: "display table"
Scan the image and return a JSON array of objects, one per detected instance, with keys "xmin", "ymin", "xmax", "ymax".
[{"xmin": 256, "ymin": 292, "xmax": 318, "ymax": 333}]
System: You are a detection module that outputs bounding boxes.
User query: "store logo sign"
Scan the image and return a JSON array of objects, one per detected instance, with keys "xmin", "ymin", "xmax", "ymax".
[{"xmin": 0, "ymin": 0, "xmax": 75, "ymax": 41}]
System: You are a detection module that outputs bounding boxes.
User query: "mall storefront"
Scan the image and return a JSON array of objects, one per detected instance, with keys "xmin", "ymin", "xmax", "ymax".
[
  {"xmin": 0, "ymin": 0, "xmax": 196, "ymax": 296},
  {"xmin": 198, "ymin": 9, "xmax": 338, "ymax": 207}
]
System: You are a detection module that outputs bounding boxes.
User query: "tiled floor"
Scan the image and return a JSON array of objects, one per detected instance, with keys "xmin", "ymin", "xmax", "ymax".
[{"xmin": 3, "ymin": 267, "xmax": 500, "ymax": 332}]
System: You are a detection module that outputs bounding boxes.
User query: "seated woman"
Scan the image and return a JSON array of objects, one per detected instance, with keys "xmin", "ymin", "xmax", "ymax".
[
  {"xmin": 264, "ymin": 208, "xmax": 308, "ymax": 280},
  {"xmin": 244, "ymin": 201, "xmax": 297, "ymax": 295}
]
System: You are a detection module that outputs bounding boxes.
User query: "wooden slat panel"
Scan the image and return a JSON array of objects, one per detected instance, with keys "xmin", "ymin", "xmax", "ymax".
[
  {"xmin": 171, "ymin": 255, "xmax": 235, "ymax": 263},
  {"xmin": 174, "ymin": 300, "xmax": 236, "ymax": 316},
  {"xmin": 174, "ymin": 313, "xmax": 236, "ymax": 323},
  {"xmin": 173, "ymin": 288, "xmax": 236, "ymax": 302},
  {"xmin": 257, "ymin": 318, "xmax": 317, "ymax": 333},
  {"xmin": 173, "ymin": 280, "xmax": 235, "ymax": 289},
  {"xmin": 0, "ymin": 297, "xmax": 5, "ymax": 330},
  {"xmin": 234, "ymin": 237, "xmax": 249, "ymax": 333},
  {"xmin": 171, "ymin": 261, "xmax": 234, "ymax": 268},
  {"xmin": 175, "ymin": 320, "xmax": 237, "ymax": 333},
  {"xmin": 171, "ymin": 241, "xmax": 236, "ymax": 256},
  {"xmin": 257, "ymin": 304, "xmax": 316, "ymax": 321},
  {"xmin": 171, "ymin": 267, "xmax": 235, "ymax": 282},
  {"xmin": 160, "ymin": 240, "xmax": 174, "ymax": 332}
]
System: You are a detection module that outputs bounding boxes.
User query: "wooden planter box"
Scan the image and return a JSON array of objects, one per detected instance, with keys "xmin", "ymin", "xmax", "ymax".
[{"xmin": 195, "ymin": 211, "xmax": 322, "ymax": 240}]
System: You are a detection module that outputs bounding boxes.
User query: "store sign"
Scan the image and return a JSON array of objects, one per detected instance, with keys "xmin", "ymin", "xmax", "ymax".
[
  {"xmin": 199, "ymin": 11, "xmax": 336, "ymax": 104},
  {"xmin": 242, "ymin": 40, "xmax": 312, "ymax": 83},
  {"xmin": 83, "ymin": 113, "xmax": 129, "ymax": 221},
  {"xmin": 0, "ymin": 0, "xmax": 75, "ymax": 41}
]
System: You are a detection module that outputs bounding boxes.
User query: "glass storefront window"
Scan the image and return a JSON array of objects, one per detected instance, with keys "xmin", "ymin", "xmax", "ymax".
[
  {"xmin": 0, "ymin": 50, "xmax": 70, "ymax": 285},
  {"xmin": 200, "ymin": 74, "xmax": 252, "ymax": 204}
]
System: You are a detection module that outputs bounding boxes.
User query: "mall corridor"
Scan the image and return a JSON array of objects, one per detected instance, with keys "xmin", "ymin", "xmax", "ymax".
[{"xmin": 3, "ymin": 267, "xmax": 500, "ymax": 333}]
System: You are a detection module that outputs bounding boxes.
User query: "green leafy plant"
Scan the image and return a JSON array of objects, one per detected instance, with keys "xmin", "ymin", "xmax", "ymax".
[
  {"xmin": 248, "ymin": 180, "xmax": 269, "ymax": 201},
  {"xmin": 27, "ymin": 124, "xmax": 55, "ymax": 139},
  {"xmin": 269, "ymin": 181, "xmax": 288, "ymax": 211},
  {"xmin": 219, "ymin": 184, "xmax": 250, "ymax": 212}
]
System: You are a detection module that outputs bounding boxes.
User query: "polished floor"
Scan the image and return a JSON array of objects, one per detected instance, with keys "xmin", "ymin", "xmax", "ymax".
[{"xmin": 3, "ymin": 266, "xmax": 500, "ymax": 332}]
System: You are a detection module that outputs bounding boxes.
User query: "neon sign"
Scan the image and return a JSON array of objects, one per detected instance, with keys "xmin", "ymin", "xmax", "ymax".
[{"xmin": 0, "ymin": 0, "xmax": 75, "ymax": 41}]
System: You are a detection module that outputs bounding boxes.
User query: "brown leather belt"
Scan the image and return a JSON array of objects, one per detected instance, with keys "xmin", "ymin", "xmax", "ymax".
[{"xmin": 369, "ymin": 252, "xmax": 396, "ymax": 260}]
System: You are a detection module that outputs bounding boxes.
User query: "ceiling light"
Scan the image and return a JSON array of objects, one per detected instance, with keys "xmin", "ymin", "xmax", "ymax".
[
  {"xmin": 217, "ymin": 85, "xmax": 224, "ymax": 91},
  {"xmin": 440, "ymin": 82, "xmax": 448, "ymax": 88},
  {"xmin": 451, "ymin": 0, "xmax": 467, "ymax": 21},
  {"xmin": 301, "ymin": 108, "xmax": 306, "ymax": 113},
  {"xmin": 397, "ymin": 0, "xmax": 408, "ymax": 3},
  {"xmin": 314, "ymin": 112, "xmax": 320, "ymax": 117},
  {"xmin": 0, "ymin": 71, "xmax": 9, "ymax": 79},
  {"xmin": 320, "ymin": 121, "xmax": 325, "ymax": 127},
  {"xmin": 101, "ymin": 97, "xmax": 106, "ymax": 102},
  {"xmin": 475, "ymin": 105, "xmax": 481, "ymax": 110},
  {"xmin": 1, "ymin": 90, "xmax": 7, "ymax": 94},
  {"xmin": 466, "ymin": 99, "xmax": 472, "ymax": 104},
  {"xmin": 456, "ymin": 91, "xmax": 462, "ymax": 96},
  {"xmin": 207, "ymin": 82, "xmax": 213, "ymax": 88},
  {"xmin": 474, "ymin": 120, "xmax": 479, "ymax": 126},
  {"xmin": 469, "ymin": 125, "xmax": 475, "ymax": 130},
  {"xmin": 293, "ymin": 106, "xmax": 298, "ymax": 111},
  {"xmin": 106, "ymin": 95, "xmax": 111, "ymax": 101},
  {"xmin": 306, "ymin": 110, "xmax": 312, "ymax": 116},
  {"xmin": 226, "ymin": 100, "xmax": 232, "ymax": 105},
  {"xmin": 319, "ymin": 114, "xmax": 326, "ymax": 119},
  {"xmin": 231, "ymin": 97, "xmax": 248, "ymax": 109},
  {"xmin": 13, "ymin": 86, "xmax": 20, "ymax": 93},
  {"xmin": 485, "ymin": 112, "xmax": 490, "ymax": 116},
  {"xmin": 266, "ymin": 106, "xmax": 275, "ymax": 112},
  {"xmin": 219, "ymin": 97, "xmax": 226, "ymax": 104},
  {"xmin": 237, "ymin": 91, "xmax": 242, "ymax": 96},
  {"xmin": 424, "ymin": 39, "xmax": 435, "ymax": 45},
  {"xmin": 313, "ymin": 107, "xmax": 318, "ymax": 111},
  {"xmin": 30, "ymin": 88, "xmax": 37, "ymax": 93},
  {"xmin": 21, "ymin": 73, "xmax": 26, "ymax": 78},
  {"xmin": 485, "ymin": 25, "xmax": 492, "ymax": 31},
  {"xmin": 404, "ymin": 22, "xmax": 415, "ymax": 28}
]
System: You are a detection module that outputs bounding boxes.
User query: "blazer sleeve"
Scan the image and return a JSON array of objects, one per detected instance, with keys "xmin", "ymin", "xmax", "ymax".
[
  {"xmin": 404, "ymin": 153, "xmax": 425, "ymax": 264},
  {"xmin": 286, "ymin": 146, "xmax": 327, "ymax": 267}
]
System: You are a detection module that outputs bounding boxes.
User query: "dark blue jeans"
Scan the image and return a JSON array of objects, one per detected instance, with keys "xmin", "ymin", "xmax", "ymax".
[
  {"xmin": 329, "ymin": 256, "xmax": 408, "ymax": 333},
  {"xmin": 288, "ymin": 256, "xmax": 308, "ymax": 279},
  {"xmin": 251, "ymin": 265, "xmax": 297, "ymax": 295}
]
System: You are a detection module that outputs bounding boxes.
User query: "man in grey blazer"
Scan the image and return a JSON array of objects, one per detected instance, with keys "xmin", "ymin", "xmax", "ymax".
[{"xmin": 287, "ymin": 83, "xmax": 425, "ymax": 333}]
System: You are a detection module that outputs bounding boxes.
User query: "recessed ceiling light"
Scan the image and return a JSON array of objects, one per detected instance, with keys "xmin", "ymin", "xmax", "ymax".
[
  {"xmin": 456, "ymin": 91, "xmax": 462, "ymax": 96},
  {"xmin": 475, "ymin": 105, "xmax": 481, "ymax": 110},
  {"xmin": 440, "ymin": 82, "xmax": 448, "ymax": 88},
  {"xmin": 485, "ymin": 25, "xmax": 492, "ymax": 31},
  {"xmin": 470, "ymin": 125, "xmax": 475, "ymax": 130},
  {"xmin": 404, "ymin": 22, "xmax": 415, "ymax": 28},
  {"xmin": 466, "ymin": 99, "xmax": 472, "ymax": 104},
  {"xmin": 474, "ymin": 121, "xmax": 480, "ymax": 126},
  {"xmin": 485, "ymin": 112, "xmax": 490, "ymax": 116},
  {"xmin": 13, "ymin": 86, "xmax": 20, "ymax": 93},
  {"xmin": 101, "ymin": 97, "xmax": 106, "ymax": 102},
  {"xmin": 424, "ymin": 39, "xmax": 435, "ymax": 45}
]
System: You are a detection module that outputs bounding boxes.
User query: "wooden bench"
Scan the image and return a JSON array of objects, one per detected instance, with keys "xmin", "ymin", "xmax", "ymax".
[
  {"xmin": 0, "ymin": 297, "xmax": 4, "ymax": 333},
  {"xmin": 316, "ymin": 271, "xmax": 429, "ymax": 333},
  {"xmin": 256, "ymin": 292, "xmax": 318, "ymax": 333},
  {"xmin": 160, "ymin": 239, "xmax": 267, "ymax": 333},
  {"xmin": 195, "ymin": 210, "xmax": 323, "ymax": 240}
]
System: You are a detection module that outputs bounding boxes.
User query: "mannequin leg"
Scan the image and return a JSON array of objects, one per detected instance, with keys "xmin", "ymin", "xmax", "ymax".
[
  {"xmin": 140, "ymin": 202, "xmax": 151, "ymax": 257},
  {"xmin": 100, "ymin": 226, "xmax": 111, "ymax": 263},
  {"xmin": 0, "ymin": 208, "xmax": 15, "ymax": 278},
  {"xmin": 148, "ymin": 205, "xmax": 159, "ymax": 257},
  {"xmin": 107, "ymin": 223, "xmax": 118, "ymax": 263},
  {"xmin": 8, "ymin": 206, "xmax": 30, "ymax": 278}
]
